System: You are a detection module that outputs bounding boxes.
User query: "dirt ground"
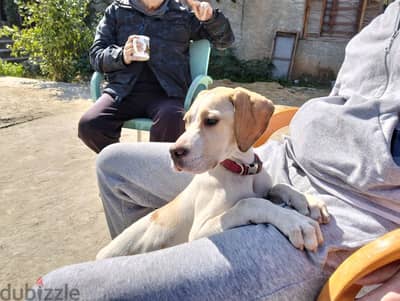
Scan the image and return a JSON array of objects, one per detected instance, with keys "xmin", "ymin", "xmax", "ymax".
[{"xmin": 0, "ymin": 76, "xmax": 330, "ymax": 289}]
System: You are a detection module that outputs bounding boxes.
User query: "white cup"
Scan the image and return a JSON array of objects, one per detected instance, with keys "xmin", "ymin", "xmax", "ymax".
[
  {"xmin": 200, "ymin": 2, "xmax": 208, "ymax": 9},
  {"xmin": 132, "ymin": 35, "xmax": 150, "ymax": 61}
]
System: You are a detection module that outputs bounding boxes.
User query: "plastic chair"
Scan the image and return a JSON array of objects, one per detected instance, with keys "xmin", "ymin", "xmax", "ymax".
[
  {"xmin": 253, "ymin": 105, "xmax": 298, "ymax": 147},
  {"xmin": 258, "ymin": 108, "xmax": 400, "ymax": 301},
  {"xmin": 90, "ymin": 39, "xmax": 213, "ymax": 139}
]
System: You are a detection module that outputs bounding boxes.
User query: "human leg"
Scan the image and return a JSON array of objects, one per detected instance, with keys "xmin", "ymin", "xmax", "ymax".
[
  {"xmin": 146, "ymin": 96, "xmax": 185, "ymax": 142},
  {"xmin": 78, "ymin": 93, "xmax": 125, "ymax": 153},
  {"xmin": 96, "ymin": 142, "xmax": 193, "ymax": 238},
  {"xmin": 33, "ymin": 224, "xmax": 328, "ymax": 301},
  {"xmin": 79, "ymin": 91, "xmax": 161, "ymax": 153}
]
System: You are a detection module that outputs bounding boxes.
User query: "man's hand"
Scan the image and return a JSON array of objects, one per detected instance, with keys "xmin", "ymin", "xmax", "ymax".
[
  {"xmin": 187, "ymin": 0, "xmax": 214, "ymax": 21},
  {"xmin": 123, "ymin": 35, "xmax": 136, "ymax": 64}
]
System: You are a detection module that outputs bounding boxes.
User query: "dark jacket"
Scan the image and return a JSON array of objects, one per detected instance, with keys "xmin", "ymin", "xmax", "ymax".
[{"xmin": 89, "ymin": 0, "xmax": 235, "ymax": 101}]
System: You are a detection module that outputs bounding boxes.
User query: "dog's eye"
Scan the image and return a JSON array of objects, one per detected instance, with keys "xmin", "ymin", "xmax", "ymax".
[{"xmin": 204, "ymin": 118, "xmax": 219, "ymax": 126}]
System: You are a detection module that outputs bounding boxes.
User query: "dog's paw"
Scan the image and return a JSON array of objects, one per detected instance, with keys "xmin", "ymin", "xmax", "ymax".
[
  {"xmin": 302, "ymin": 194, "xmax": 330, "ymax": 224},
  {"xmin": 286, "ymin": 192, "xmax": 330, "ymax": 224},
  {"xmin": 278, "ymin": 210, "xmax": 324, "ymax": 252},
  {"xmin": 268, "ymin": 184, "xmax": 330, "ymax": 224}
]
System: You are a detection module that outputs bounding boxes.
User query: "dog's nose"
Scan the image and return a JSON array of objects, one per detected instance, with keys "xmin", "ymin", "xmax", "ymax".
[{"xmin": 169, "ymin": 146, "xmax": 189, "ymax": 160}]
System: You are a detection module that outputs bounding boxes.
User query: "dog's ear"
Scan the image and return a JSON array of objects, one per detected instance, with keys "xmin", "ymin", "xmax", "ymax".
[{"xmin": 230, "ymin": 88, "xmax": 275, "ymax": 152}]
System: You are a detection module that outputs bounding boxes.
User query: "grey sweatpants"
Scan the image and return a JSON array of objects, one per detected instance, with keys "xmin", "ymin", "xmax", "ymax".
[{"xmin": 34, "ymin": 142, "xmax": 397, "ymax": 301}]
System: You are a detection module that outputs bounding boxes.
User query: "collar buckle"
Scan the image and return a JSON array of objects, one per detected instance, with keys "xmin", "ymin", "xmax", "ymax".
[{"xmin": 247, "ymin": 163, "xmax": 260, "ymax": 175}]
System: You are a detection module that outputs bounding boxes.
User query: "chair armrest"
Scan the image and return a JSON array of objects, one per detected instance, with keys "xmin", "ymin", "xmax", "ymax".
[
  {"xmin": 253, "ymin": 106, "xmax": 298, "ymax": 147},
  {"xmin": 318, "ymin": 229, "xmax": 400, "ymax": 301},
  {"xmin": 90, "ymin": 72, "xmax": 104, "ymax": 101},
  {"xmin": 184, "ymin": 75, "xmax": 213, "ymax": 111}
]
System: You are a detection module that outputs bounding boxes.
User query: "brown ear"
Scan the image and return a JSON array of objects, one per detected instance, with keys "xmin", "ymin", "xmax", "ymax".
[{"xmin": 230, "ymin": 88, "xmax": 275, "ymax": 152}]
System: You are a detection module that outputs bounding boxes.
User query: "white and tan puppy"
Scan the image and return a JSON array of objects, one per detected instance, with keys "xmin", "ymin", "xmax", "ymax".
[{"xmin": 96, "ymin": 87, "xmax": 330, "ymax": 260}]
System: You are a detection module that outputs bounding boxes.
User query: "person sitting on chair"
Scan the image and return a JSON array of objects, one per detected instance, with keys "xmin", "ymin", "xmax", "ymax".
[{"xmin": 78, "ymin": 0, "xmax": 234, "ymax": 153}]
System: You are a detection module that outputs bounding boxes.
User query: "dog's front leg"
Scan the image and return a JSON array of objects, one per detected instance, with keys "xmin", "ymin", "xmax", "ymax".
[
  {"xmin": 96, "ymin": 213, "xmax": 159, "ymax": 259},
  {"xmin": 268, "ymin": 184, "xmax": 330, "ymax": 224},
  {"xmin": 97, "ymin": 195, "xmax": 194, "ymax": 259},
  {"xmin": 190, "ymin": 197, "xmax": 324, "ymax": 251}
]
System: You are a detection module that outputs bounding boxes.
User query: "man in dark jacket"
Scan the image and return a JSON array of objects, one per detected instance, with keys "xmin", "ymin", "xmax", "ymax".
[{"xmin": 78, "ymin": 0, "xmax": 234, "ymax": 153}]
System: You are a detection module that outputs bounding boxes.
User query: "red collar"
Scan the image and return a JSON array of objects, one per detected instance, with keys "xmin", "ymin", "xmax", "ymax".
[{"xmin": 220, "ymin": 154, "xmax": 263, "ymax": 176}]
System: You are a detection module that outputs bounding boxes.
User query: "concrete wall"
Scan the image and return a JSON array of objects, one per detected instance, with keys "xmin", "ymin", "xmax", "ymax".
[
  {"xmin": 211, "ymin": 0, "xmax": 305, "ymax": 60},
  {"xmin": 292, "ymin": 38, "xmax": 348, "ymax": 80},
  {"xmin": 212, "ymin": 0, "xmax": 349, "ymax": 80}
]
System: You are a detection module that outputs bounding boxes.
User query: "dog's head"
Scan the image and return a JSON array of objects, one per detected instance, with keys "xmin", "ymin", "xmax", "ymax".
[{"xmin": 170, "ymin": 87, "xmax": 274, "ymax": 173}]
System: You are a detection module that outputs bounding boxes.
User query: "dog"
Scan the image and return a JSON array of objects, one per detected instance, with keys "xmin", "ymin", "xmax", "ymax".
[{"xmin": 96, "ymin": 87, "xmax": 330, "ymax": 259}]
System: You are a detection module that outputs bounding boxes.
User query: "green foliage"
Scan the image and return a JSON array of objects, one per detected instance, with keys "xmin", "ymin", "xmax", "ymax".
[
  {"xmin": 0, "ymin": 0, "xmax": 94, "ymax": 82},
  {"xmin": 0, "ymin": 59, "xmax": 24, "ymax": 77},
  {"xmin": 208, "ymin": 48, "xmax": 275, "ymax": 83}
]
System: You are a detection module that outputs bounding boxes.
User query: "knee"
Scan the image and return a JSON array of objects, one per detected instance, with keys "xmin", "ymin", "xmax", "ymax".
[
  {"xmin": 78, "ymin": 114, "xmax": 99, "ymax": 141},
  {"xmin": 96, "ymin": 144, "xmax": 120, "ymax": 176},
  {"xmin": 96, "ymin": 143, "xmax": 134, "ymax": 180}
]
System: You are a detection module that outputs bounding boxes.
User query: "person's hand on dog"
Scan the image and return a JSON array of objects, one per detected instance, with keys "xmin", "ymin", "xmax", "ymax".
[{"xmin": 187, "ymin": 0, "xmax": 214, "ymax": 21}]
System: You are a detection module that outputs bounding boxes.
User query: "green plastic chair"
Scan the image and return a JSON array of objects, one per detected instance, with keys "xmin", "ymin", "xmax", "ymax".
[{"xmin": 90, "ymin": 39, "xmax": 213, "ymax": 137}]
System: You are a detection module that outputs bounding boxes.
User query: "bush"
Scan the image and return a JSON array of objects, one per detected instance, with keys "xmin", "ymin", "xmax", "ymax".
[
  {"xmin": 208, "ymin": 48, "xmax": 275, "ymax": 83},
  {"xmin": 0, "ymin": 59, "xmax": 24, "ymax": 77},
  {"xmin": 0, "ymin": 0, "xmax": 94, "ymax": 82}
]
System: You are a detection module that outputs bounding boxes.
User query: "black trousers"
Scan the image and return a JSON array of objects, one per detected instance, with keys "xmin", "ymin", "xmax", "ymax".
[{"xmin": 78, "ymin": 92, "xmax": 185, "ymax": 153}]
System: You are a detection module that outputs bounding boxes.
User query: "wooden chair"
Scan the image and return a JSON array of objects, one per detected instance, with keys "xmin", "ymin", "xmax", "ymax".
[
  {"xmin": 90, "ymin": 39, "xmax": 213, "ymax": 140},
  {"xmin": 260, "ymin": 106, "xmax": 400, "ymax": 301}
]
